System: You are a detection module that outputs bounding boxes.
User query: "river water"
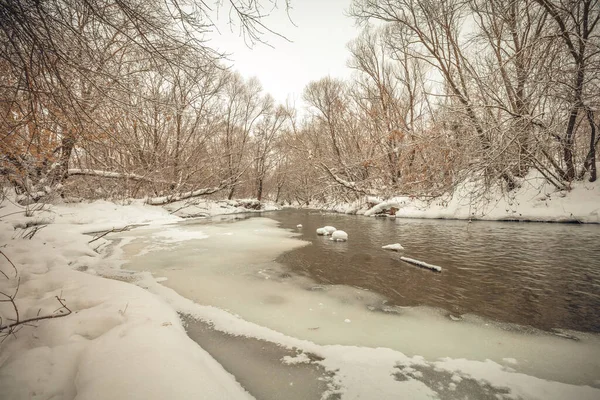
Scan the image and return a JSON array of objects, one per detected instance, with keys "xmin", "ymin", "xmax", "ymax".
[
  {"xmin": 113, "ymin": 209, "xmax": 600, "ymax": 397},
  {"xmin": 266, "ymin": 210, "xmax": 600, "ymax": 333}
]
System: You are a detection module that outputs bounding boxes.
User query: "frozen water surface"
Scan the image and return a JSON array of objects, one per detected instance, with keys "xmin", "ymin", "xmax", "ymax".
[{"xmin": 113, "ymin": 215, "xmax": 600, "ymax": 399}]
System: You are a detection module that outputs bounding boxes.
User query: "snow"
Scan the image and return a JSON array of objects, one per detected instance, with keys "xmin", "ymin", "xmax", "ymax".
[
  {"xmin": 282, "ymin": 352, "xmax": 311, "ymax": 365},
  {"xmin": 2, "ymin": 193, "xmax": 599, "ymax": 400},
  {"xmin": 331, "ymin": 230, "xmax": 348, "ymax": 241},
  {"xmin": 307, "ymin": 167, "xmax": 600, "ymax": 224},
  {"xmin": 435, "ymin": 358, "xmax": 600, "ymax": 400},
  {"xmin": 296, "ymin": 224, "xmax": 303, "ymax": 228},
  {"xmin": 316, "ymin": 227, "xmax": 326, "ymax": 235},
  {"xmin": 382, "ymin": 243, "xmax": 405, "ymax": 251},
  {"xmin": 400, "ymin": 256, "xmax": 442, "ymax": 272},
  {"xmin": 74, "ymin": 321, "xmax": 253, "ymax": 400},
  {"xmin": 323, "ymin": 226, "xmax": 337, "ymax": 235},
  {"xmin": 0, "ymin": 196, "xmax": 280, "ymax": 400},
  {"xmin": 161, "ymin": 198, "xmax": 280, "ymax": 219}
]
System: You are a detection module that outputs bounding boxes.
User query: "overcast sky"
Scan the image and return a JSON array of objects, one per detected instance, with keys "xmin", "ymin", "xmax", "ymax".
[{"xmin": 209, "ymin": 0, "xmax": 360, "ymax": 105}]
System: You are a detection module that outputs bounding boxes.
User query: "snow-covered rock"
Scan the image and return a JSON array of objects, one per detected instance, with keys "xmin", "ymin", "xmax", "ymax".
[
  {"xmin": 297, "ymin": 224, "xmax": 303, "ymax": 228},
  {"xmin": 331, "ymin": 230, "xmax": 348, "ymax": 242},
  {"xmin": 323, "ymin": 226, "xmax": 337, "ymax": 235},
  {"xmin": 382, "ymin": 243, "xmax": 405, "ymax": 251},
  {"xmin": 316, "ymin": 227, "xmax": 327, "ymax": 235}
]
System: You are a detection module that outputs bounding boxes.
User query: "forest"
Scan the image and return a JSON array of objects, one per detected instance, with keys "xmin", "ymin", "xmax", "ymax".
[{"xmin": 2, "ymin": 0, "xmax": 599, "ymax": 206}]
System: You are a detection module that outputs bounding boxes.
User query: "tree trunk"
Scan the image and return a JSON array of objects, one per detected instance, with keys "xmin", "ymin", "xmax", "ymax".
[
  {"xmin": 581, "ymin": 108, "xmax": 597, "ymax": 182},
  {"xmin": 256, "ymin": 177, "xmax": 264, "ymax": 201},
  {"xmin": 55, "ymin": 135, "xmax": 76, "ymax": 185},
  {"xmin": 173, "ymin": 110, "xmax": 182, "ymax": 188},
  {"xmin": 274, "ymin": 183, "xmax": 282, "ymax": 203}
]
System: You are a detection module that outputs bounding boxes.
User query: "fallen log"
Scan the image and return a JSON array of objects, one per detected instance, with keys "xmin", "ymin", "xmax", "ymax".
[
  {"xmin": 400, "ymin": 256, "xmax": 442, "ymax": 272},
  {"xmin": 68, "ymin": 169, "xmax": 156, "ymax": 183},
  {"xmin": 146, "ymin": 186, "xmax": 223, "ymax": 205}
]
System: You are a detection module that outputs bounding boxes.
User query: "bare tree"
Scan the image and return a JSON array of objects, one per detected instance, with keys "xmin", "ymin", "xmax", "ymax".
[
  {"xmin": 0, "ymin": 0, "xmax": 291, "ymax": 202},
  {"xmin": 252, "ymin": 103, "xmax": 287, "ymax": 201},
  {"xmin": 534, "ymin": 0, "xmax": 599, "ymax": 181}
]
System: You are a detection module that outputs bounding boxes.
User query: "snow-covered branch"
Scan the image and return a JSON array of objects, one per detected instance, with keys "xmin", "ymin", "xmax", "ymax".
[
  {"xmin": 67, "ymin": 169, "xmax": 157, "ymax": 183},
  {"xmin": 320, "ymin": 163, "xmax": 375, "ymax": 196},
  {"xmin": 146, "ymin": 186, "xmax": 223, "ymax": 205}
]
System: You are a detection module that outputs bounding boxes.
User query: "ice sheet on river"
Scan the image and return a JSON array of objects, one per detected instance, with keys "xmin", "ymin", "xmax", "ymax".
[{"xmin": 117, "ymin": 216, "xmax": 600, "ymax": 400}]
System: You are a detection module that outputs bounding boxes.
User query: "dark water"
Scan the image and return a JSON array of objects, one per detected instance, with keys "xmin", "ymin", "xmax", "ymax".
[{"xmin": 265, "ymin": 209, "xmax": 600, "ymax": 333}]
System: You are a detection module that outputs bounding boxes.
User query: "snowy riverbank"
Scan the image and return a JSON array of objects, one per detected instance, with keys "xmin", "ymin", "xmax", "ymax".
[
  {"xmin": 311, "ymin": 171, "xmax": 600, "ymax": 224},
  {"xmin": 1, "ymin": 196, "xmax": 600, "ymax": 399},
  {"xmin": 0, "ymin": 198, "xmax": 276, "ymax": 399}
]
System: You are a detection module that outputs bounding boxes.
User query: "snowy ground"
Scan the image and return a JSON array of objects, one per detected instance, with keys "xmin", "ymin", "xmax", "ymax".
[
  {"xmin": 312, "ymin": 170, "xmax": 600, "ymax": 223},
  {"xmin": 0, "ymin": 198, "xmax": 270, "ymax": 400},
  {"xmin": 1, "ymin": 195, "xmax": 599, "ymax": 399}
]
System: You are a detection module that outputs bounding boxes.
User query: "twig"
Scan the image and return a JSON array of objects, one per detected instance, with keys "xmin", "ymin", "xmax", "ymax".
[
  {"xmin": 88, "ymin": 225, "xmax": 133, "ymax": 243},
  {"xmin": 0, "ymin": 295, "xmax": 72, "ymax": 334},
  {"xmin": 0, "ymin": 250, "xmax": 18, "ymax": 278},
  {"xmin": 16, "ymin": 224, "xmax": 48, "ymax": 240}
]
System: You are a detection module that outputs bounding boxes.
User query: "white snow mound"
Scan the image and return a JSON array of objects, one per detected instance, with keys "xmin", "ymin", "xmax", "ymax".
[
  {"xmin": 297, "ymin": 224, "xmax": 303, "ymax": 228},
  {"xmin": 382, "ymin": 243, "xmax": 405, "ymax": 251},
  {"xmin": 331, "ymin": 230, "xmax": 348, "ymax": 242},
  {"xmin": 323, "ymin": 226, "xmax": 336, "ymax": 235},
  {"xmin": 316, "ymin": 227, "xmax": 327, "ymax": 235}
]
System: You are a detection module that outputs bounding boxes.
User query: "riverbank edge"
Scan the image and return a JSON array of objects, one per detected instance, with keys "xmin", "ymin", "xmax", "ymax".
[
  {"xmin": 0, "ymin": 197, "xmax": 281, "ymax": 400},
  {"xmin": 296, "ymin": 172, "xmax": 600, "ymax": 224}
]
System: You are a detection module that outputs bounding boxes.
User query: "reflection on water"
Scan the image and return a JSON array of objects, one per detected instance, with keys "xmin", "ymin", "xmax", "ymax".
[{"xmin": 260, "ymin": 210, "xmax": 600, "ymax": 333}]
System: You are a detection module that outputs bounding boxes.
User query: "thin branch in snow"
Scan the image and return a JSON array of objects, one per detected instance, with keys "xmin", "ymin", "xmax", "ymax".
[
  {"xmin": 88, "ymin": 225, "xmax": 134, "ymax": 243},
  {"xmin": 0, "ymin": 251, "xmax": 18, "ymax": 278}
]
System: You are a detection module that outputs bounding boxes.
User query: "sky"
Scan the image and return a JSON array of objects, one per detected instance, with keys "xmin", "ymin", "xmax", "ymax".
[{"xmin": 208, "ymin": 0, "xmax": 360, "ymax": 105}]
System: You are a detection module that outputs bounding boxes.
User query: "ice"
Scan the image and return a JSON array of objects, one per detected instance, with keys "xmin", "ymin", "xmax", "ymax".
[
  {"xmin": 4, "ymin": 196, "xmax": 600, "ymax": 400},
  {"xmin": 145, "ymin": 270, "xmax": 600, "ymax": 399},
  {"xmin": 121, "ymin": 217, "xmax": 600, "ymax": 389},
  {"xmin": 330, "ymin": 230, "xmax": 348, "ymax": 242},
  {"xmin": 152, "ymin": 227, "xmax": 209, "ymax": 243},
  {"xmin": 382, "ymin": 243, "xmax": 405, "ymax": 251}
]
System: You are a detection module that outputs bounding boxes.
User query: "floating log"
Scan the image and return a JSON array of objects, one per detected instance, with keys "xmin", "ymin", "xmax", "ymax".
[{"xmin": 400, "ymin": 256, "xmax": 442, "ymax": 272}]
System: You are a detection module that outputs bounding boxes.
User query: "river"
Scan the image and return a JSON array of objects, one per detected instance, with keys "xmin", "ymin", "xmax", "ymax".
[
  {"xmin": 267, "ymin": 209, "xmax": 600, "ymax": 333},
  {"xmin": 111, "ymin": 209, "xmax": 600, "ymax": 399}
]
